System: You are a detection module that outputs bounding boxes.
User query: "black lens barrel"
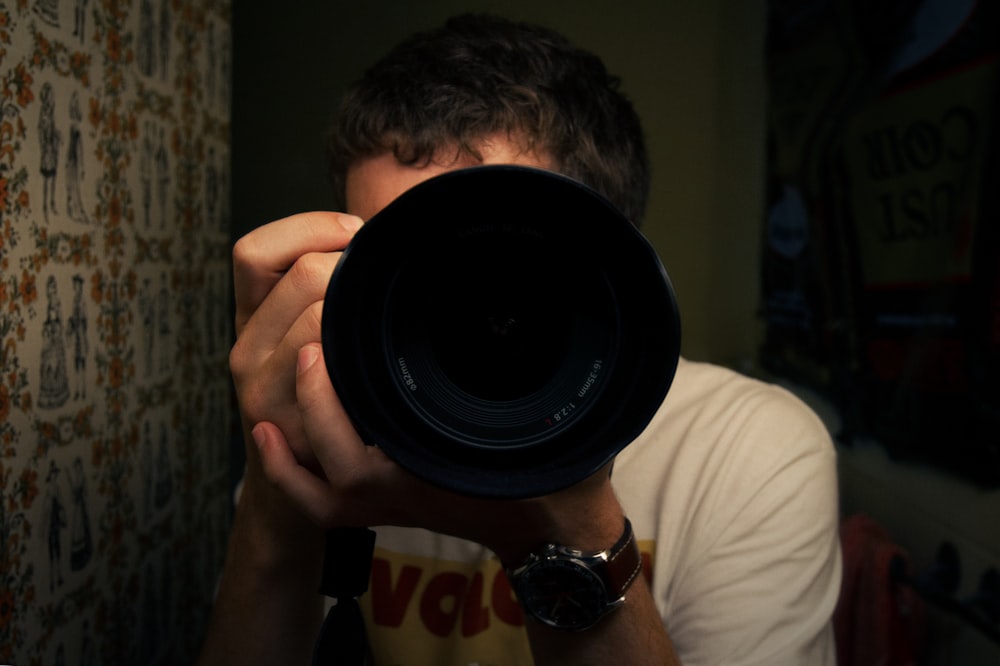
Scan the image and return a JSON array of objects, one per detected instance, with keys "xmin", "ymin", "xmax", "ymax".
[{"xmin": 321, "ymin": 165, "xmax": 680, "ymax": 498}]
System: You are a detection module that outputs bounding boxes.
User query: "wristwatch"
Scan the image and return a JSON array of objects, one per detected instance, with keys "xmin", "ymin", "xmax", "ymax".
[{"xmin": 505, "ymin": 518, "xmax": 642, "ymax": 631}]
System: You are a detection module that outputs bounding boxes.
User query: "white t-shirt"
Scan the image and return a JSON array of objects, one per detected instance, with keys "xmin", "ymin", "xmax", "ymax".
[{"xmin": 357, "ymin": 358, "xmax": 842, "ymax": 665}]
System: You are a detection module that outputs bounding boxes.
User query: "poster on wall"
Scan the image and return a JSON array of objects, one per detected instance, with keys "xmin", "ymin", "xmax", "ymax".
[{"xmin": 761, "ymin": 0, "xmax": 1000, "ymax": 485}]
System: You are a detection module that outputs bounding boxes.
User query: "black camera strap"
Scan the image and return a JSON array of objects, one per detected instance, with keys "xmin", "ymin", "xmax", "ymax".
[{"xmin": 311, "ymin": 527, "xmax": 377, "ymax": 666}]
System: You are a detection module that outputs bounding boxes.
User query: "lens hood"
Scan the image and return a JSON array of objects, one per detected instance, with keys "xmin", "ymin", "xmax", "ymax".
[{"xmin": 322, "ymin": 165, "xmax": 680, "ymax": 498}]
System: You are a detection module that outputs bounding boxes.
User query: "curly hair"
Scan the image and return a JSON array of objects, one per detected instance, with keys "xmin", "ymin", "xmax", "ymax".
[{"xmin": 326, "ymin": 14, "xmax": 651, "ymax": 225}]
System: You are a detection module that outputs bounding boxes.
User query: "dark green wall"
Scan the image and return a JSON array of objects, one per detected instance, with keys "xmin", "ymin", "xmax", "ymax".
[{"xmin": 231, "ymin": 0, "xmax": 767, "ymax": 365}]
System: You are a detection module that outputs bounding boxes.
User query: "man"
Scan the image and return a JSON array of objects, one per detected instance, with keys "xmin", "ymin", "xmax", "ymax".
[{"xmin": 199, "ymin": 14, "xmax": 840, "ymax": 665}]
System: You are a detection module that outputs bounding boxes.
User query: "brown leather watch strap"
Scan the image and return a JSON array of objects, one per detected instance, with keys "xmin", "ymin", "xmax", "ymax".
[{"xmin": 603, "ymin": 518, "xmax": 642, "ymax": 600}]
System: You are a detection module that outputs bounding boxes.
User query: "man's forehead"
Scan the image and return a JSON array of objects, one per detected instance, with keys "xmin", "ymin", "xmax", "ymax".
[{"xmin": 344, "ymin": 140, "xmax": 552, "ymax": 220}]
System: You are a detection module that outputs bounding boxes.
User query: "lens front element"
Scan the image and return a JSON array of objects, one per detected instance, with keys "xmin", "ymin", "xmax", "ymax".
[{"xmin": 321, "ymin": 166, "xmax": 680, "ymax": 498}]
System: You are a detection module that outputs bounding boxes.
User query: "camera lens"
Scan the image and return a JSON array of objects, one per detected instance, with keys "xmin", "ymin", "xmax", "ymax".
[
  {"xmin": 385, "ymin": 227, "xmax": 617, "ymax": 448},
  {"xmin": 421, "ymin": 235, "xmax": 566, "ymax": 401},
  {"xmin": 322, "ymin": 165, "xmax": 680, "ymax": 498}
]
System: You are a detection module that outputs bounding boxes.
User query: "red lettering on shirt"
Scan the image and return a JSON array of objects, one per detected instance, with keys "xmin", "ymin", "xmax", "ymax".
[
  {"xmin": 461, "ymin": 572, "xmax": 490, "ymax": 636},
  {"xmin": 367, "ymin": 543, "xmax": 654, "ymax": 639},
  {"xmin": 370, "ymin": 557, "xmax": 422, "ymax": 627},
  {"xmin": 491, "ymin": 569, "xmax": 524, "ymax": 627},
  {"xmin": 420, "ymin": 571, "xmax": 469, "ymax": 637}
]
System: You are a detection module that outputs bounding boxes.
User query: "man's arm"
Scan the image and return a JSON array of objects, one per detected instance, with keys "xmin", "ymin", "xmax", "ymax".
[
  {"xmin": 196, "ymin": 468, "xmax": 324, "ymax": 665},
  {"xmin": 524, "ymin": 582, "xmax": 677, "ymax": 666},
  {"xmin": 250, "ymin": 341, "xmax": 682, "ymax": 665},
  {"xmin": 198, "ymin": 213, "xmax": 362, "ymax": 665},
  {"xmin": 199, "ymin": 211, "xmax": 681, "ymax": 664}
]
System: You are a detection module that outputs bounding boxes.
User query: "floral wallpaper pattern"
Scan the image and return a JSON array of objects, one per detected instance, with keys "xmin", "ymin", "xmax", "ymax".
[{"xmin": 0, "ymin": 0, "xmax": 232, "ymax": 663}]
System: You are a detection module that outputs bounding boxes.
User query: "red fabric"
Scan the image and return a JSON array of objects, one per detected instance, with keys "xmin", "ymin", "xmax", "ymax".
[{"xmin": 835, "ymin": 513, "xmax": 926, "ymax": 666}]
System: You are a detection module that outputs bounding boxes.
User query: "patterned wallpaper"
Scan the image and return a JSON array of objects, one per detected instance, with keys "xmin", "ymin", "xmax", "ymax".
[{"xmin": 0, "ymin": 1, "xmax": 232, "ymax": 663}]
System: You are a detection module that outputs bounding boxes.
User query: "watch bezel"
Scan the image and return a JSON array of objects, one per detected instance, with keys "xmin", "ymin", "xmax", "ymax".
[
  {"xmin": 512, "ymin": 548, "xmax": 623, "ymax": 631},
  {"xmin": 505, "ymin": 518, "xmax": 639, "ymax": 632}
]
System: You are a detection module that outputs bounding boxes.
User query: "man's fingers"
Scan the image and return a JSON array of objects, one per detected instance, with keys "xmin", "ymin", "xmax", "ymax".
[
  {"xmin": 233, "ymin": 212, "xmax": 362, "ymax": 333},
  {"xmin": 235, "ymin": 250, "xmax": 340, "ymax": 347},
  {"xmin": 246, "ymin": 300, "xmax": 325, "ymax": 393},
  {"xmin": 294, "ymin": 344, "xmax": 372, "ymax": 480},
  {"xmin": 252, "ymin": 421, "xmax": 341, "ymax": 527},
  {"xmin": 231, "ymin": 301, "xmax": 324, "ymax": 427},
  {"xmin": 251, "ymin": 344, "xmax": 405, "ymax": 530}
]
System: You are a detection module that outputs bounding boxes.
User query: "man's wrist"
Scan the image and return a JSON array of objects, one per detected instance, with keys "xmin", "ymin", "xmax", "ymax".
[
  {"xmin": 504, "ymin": 517, "xmax": 641, "ymax": 631},
  {"xmin": 487, "ymin": 474, "xmax": 625, "ymax": 565},
  {"xmin": 234, "ymin": 472, "xmax": 325, "ymax": 573}
]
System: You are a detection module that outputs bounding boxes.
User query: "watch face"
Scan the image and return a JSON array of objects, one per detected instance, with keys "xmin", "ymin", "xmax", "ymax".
[{"xmin": 517, "ymin": 557, "xmax": 609, "ymax": 631}]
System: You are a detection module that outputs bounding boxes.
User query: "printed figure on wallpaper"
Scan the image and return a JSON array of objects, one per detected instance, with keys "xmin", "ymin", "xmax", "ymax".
[
  {"xmin": 138, "ymin": 124, "xmax": 171, "ymax": 229},
  {"xmin": 140, "ymin": 559, "xmax": 161, "ymax": 663},
  {"xmin": 160, "ymin": 548, "xmax": 174, "ymax": 641},
  {"xmin": 205, "ymin": 145, "xmax": 218, "ymax": 229},
  {"xmin": 202, "ymin": 268, "xmax": 233, "ymax": 358},
  {"xmin": 219, "ymin": 26, "xmax": 232, "ymax": 109},
  {"xmin": 67, "ymin": 274, "xmax": 89, "ymax": 401},
  {"xmin": 202, "ymin": 510, "xmax": 219, "ymax": 593},
  {"xmin": 68, "ymin": 456, "xmax": 93, "ymax": 571},
  {"xmin": 38, "ymin": 82, "xmax": 62, "ymax": 222},
  {"xmin": 217, "ymin": 268, "xmax": 230, "ymax": 345},
  {"xmin": 40, "ymin": 275, "xmax": 71, "ymax": 409},
  {"xmin": 73, "ymin": 0, "xmax": 88, "ymax": 43},
  {"xmin": 205, "ymin": 19, "xmax": 233, "ymax": 110},
  {"xmin": 141, "ymin": 123, "xmax": 154, "ymax": 228},
  {"xmin": 204, "ymin": 270, "xmax": 217, "ymax": 356},
  {"xmin": 206, "ymin": 21, "xmax": 217, "ymax": 100},
  {"xmin": 157, "ymin": 271, "xmax": 171, "ymax": 371},
  {"xmin": 195, "ymin": 387, "xmax": 224, "ymax": 475},
  {"xmin": 80, "ymin": 620, "xmax": 97, "ymax": 666},
  {"xmin": 140, "ymin": 420, "xmax": 174, "ymax": 518},
  {"xmin": 137, "ymin": 0, "xmax": 155, "ymax": 77},
  {"xmin": 65, "ymin": 91, "xmax": 90, "ymax": 224},
  {"xmin": 137, "ymin": 551, "xmax": 176, "ymax": 660},
  {"xmin": 216, "ymin": 386, "xmax": 230, "ymax": 470},
  {"xmin": 138, "ymin": 277, "xmax": 156, "ymax": 376},
  {"xmin": 155, "ymin": 126, "xmax": 170, "ymax": 228},
  {"xmin": 42, "ymin": 460, "xmax": 67, "ymax": 592},
  {"xmin": 141, "ymin": 421, "xmax": 154, "ymax": 520},
  {"xmin": 158, "ymin": 0, "xmax": 170, "ymax": 80},
  {"xmin": 205, "ymin": 145, "xmax": 232, "ymax": 235},
  {"xmin": 33, "ymin": 0, "xmax": 59, "ymax": 26},
  {"xmin": 137, "ymin": 0, "xmax": 171, "ymax": 81},
  {"xmin": 199, "ymin": 385, "xmax": 227, "ymax": 473},
  {"xmin": 155, "ymin": 421, "xmax": 173, "ymax": 510},
  {"xmin": 139, "ymin": 273, "xmax": 175, "ymax": 375}
]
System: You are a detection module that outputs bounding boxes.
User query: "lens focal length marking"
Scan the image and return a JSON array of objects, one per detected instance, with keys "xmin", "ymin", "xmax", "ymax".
[
  {"xmin": 546, "ymin": 359, "xmax": 604, "ymax": 428},
  {"xmin": 398, "ymin": 356, "xmax": 417, "ymax": 391},
  {"xmin": 576, "ymin": 360, "xmax": 603, "ymax": 398}
]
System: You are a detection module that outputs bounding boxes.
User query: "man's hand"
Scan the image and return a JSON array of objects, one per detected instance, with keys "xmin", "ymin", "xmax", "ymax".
[
  {"xmin": 230, "ymin": 211, "xmax": 363, "ymax": 469},
  {"xmin": 250, "ymin": 341, "xmax": 679, "ymax": 665},
  {"xmin": 231, "ymin": 210, "xmax": 625, "ymax": 556},
  {"xmin": 199, "ymin": 212, "xmax": 364, "ymax": 666},
  {"xmin": 203, "ymin": 210, "xmax": 678, "ymax": 666},
  {"xmin": 252, "ymin": 341, "xmax": 626, "ymax": 564}
]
